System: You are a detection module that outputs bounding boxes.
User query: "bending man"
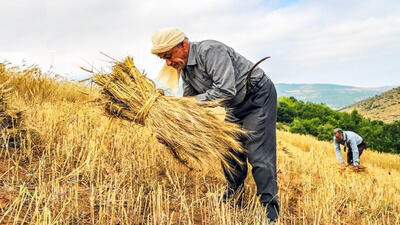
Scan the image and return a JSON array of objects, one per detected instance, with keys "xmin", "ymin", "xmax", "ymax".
[
  {"xmin": 151, "ymin": 28, "xmax": 279, "ymax": 222},
  {"xmin": 333, "ymin": 128, "xmax": 367, "ymax": 171}
]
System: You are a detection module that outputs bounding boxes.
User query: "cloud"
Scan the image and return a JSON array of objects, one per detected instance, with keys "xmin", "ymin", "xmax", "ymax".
[{"xmin": 1, "ymin": 0, "xmax": 399, "ymax": 86}]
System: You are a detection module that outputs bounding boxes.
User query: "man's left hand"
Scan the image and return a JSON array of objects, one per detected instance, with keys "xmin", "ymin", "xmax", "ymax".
[{"xmin": 353, "ymin": 166, "xmax": 359, "ymax": 172}]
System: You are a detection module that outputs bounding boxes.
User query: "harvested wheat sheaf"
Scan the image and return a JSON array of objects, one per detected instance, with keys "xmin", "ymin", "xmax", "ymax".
[
  {"xmin": 90, "ymin": 56, "xmax": 246, "ymax": 173},
  {"xmin": 0, "ymin": 80, "xmax": 25, "ymax": 147},
  {"xmin": 0, "ymin": 66, "xmax": 42, "ymax": 149}
]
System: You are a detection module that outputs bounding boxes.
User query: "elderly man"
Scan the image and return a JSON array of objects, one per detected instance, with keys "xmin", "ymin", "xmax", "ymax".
[
  {"xmin": 333, "ymin": 128, "xmax": 367, "ymax": 171},
  {"xmin": 151, "ymin": 28, "xmax": 279, "ymax": 222}
]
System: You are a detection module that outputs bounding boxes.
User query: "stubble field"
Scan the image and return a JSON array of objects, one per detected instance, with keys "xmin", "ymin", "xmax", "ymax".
[{"xmin": 0, "ymin": 64, "xmax": 399, "ymax": 224}]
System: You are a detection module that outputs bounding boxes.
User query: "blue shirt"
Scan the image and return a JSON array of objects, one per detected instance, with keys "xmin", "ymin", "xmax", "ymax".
[
  {"xmin": 334, "ymin": 131, "xmax": 363, "ymax": 166},
  {"xmin": 181, "ymin": 40, "xmax": 266, "ymax": 107}
]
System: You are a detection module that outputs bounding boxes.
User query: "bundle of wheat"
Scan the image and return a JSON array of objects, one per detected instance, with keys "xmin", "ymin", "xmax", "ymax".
[
  {"xmin": 89, "ymin": 56, "xmax": 246, "ymax": 173},
  {"xmin": 0, "ymin": 80, "xmax": 26, "ymax": 148},
  {"xmin": 0, "ymin": 80, "xmax": 22, "ymax": 127}
]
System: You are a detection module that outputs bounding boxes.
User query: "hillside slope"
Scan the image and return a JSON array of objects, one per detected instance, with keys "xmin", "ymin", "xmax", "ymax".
[
  {"xmin": 275, "ymin": 83, "xmax": 392, "ymax": 109},
  {"xmin": 341, "ymin": 87, "xmax": 400, "ymax": 123},
  {"xmin": 0, "ymin": 63, "xmax": 399, "ymax": 224}
]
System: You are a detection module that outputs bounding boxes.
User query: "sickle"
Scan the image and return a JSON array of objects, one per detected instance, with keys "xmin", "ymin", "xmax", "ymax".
[{"xmin": 247, "ymin": 56, "xmax": 271, "ymax": 92}]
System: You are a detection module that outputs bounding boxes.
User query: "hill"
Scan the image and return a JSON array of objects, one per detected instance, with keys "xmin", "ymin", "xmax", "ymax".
[
  {"xmin": 275, "ymin": 83, "xmax": 393, "ymax": 109},
  {"xmin": 341, "ymin": 87, "xmax": 400, "ymax": 123},
  {"xmin": 0, "ymin": 63, "xmax": 399, "ymax": 224}
]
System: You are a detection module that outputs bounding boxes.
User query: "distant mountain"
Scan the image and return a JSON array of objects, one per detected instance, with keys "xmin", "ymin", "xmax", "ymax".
[
  {"xmin": 275, "ymin": 83, "xmax": 394, "ymax": 110},
  {"xmin": 341, "ymin": 87, "xmax": 400, "ymax": 123}
]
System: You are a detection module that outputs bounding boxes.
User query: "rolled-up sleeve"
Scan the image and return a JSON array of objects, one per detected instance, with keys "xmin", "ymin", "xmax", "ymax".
[
  {"xmin": 334, "ymin": 138, "xmax": 344, "ymax": 163},
  {"xmin": 195, "ymin": 48, "xmax": 236, "ymax": 102}
]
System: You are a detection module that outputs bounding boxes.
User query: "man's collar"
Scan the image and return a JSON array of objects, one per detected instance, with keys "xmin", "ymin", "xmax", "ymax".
[
  {"xmin": 343, "ymin": 132, "xmax": 347, "ymax": 141},
  {"xmin": 186, "ymin": 42, "xmax": 197, "ymax": 66}
]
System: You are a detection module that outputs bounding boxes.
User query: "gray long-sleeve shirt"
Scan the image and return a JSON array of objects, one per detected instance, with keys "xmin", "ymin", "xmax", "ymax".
[
  {"xmin": 181, "ymin": 40, "xmax": 266, "ymax": 107},
  {"xmin": 334, "ymin": 131, "xmax": 363, "ymax": 166}
]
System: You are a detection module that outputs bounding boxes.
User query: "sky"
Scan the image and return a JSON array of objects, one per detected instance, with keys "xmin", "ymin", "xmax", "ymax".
[{"xmin": 1, "ymin": 0, "xmax": 399, "ymax": 87}]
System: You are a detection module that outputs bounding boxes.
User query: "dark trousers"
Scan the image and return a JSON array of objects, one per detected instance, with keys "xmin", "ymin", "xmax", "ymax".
[
  {"xmin": 347, "ymin": 141, "xmax": 367, "ymax": 165},
  {"xmin": 223, "ymin": 76, "xmax": 279, "ymax": 220}
]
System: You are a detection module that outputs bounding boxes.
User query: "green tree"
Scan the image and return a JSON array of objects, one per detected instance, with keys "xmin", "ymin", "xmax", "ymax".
[
  {"xmin": 317, "ymin": 123, "xmax": 335, "ymax": 141},
  {"xmin": 289, "ymin": 118, "xmax": 307, "ymax": 134},
  {"xmin": 302, "ymin": 118, "xmax": 321, "ymax": 136},
  {"xmin": 277, "ymin": 101, "xmax": 295, "ymax": 123}
]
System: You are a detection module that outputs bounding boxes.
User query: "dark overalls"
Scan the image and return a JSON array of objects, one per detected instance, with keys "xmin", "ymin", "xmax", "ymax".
[
  {"xmin": 224, "ymin": 75, "xmax": 279, "ymax": 220},
  {"xmin": 345, "ymin": 141, "xmax": 367, "ymax": 165}
]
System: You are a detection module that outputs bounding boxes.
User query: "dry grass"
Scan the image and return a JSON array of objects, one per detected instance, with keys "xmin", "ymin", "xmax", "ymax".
[
  {"xmin": 0, "ymin": 63, "xmax": 399, "ymax": 224},
  {"xmin": 0, "ymin": 62, "xmax": 95, "ymax": 105}
]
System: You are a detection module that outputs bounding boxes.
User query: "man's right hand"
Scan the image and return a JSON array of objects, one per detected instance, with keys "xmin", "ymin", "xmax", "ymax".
[{"xmin": 341, "ymin": 162, "xmax": 346, "ymax": 169}]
